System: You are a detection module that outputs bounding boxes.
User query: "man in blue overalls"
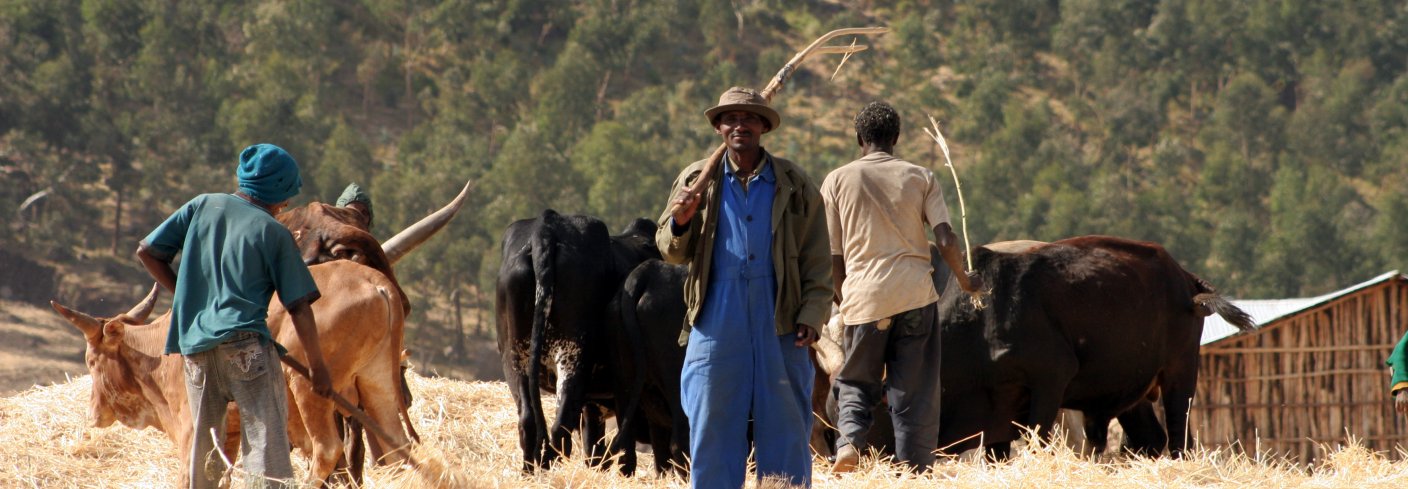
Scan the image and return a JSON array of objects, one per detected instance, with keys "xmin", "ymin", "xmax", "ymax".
[{"xmin": 657, "ymin": 87, "xmax": 833, "ymax": 488}]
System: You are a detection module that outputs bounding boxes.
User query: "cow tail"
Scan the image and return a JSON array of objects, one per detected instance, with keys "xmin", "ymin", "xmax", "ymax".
[
  {"xmin": 527, "ymin": 210, "xmax": 559, "ymax": 460},
  {"xmin": 612, "ymin": 268, "xmax": 650, "ymax": 456},
  {"xmin": 376, "ymin": 285, "xmax": 422, "ymax": 444},
  {"xmin": 1189, "ymin": 272, "xmax": 1257, "ymax": 332}
]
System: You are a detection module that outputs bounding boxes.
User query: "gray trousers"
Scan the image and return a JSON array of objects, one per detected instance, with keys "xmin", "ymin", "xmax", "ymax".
[
  {"xmin": 833, "ymin": 302, "xmax": 941, "ymax": 471},
  {"xmin": 184, "ymin": 332, "xmax": 293, "ymax": 489}
]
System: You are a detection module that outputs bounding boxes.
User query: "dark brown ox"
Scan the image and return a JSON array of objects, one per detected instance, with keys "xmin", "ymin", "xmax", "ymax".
[
  {"xmin": 277, "ymin": 180, "xmax": 475, "ymax": 315},
  {"xmin": 51, "ymin": 260, "xmax": 414, "ymax": 487},
  {"xmin": 811, "ymin": 238, "xmax": 1256, "ymax": 459},
  {"xmin": 934, "ymin": 235, "xmax": 1255, "ymax": 458}
]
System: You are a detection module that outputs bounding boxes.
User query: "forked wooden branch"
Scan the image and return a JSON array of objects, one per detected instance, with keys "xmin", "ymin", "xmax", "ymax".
[
  {"xmin": 922, "ymin": 115, "xmax": 972, "ymax": 274},
  {"xmin": 280, "ymin": 355, "xmax": 420, "ymax": 468},
  {"xmin": 667, "ymin": 26, "xmax": 887, "ymax": 217},
  {"xmin": 923, "ymin": 115, "xmax": 990, "ymax": 311}
]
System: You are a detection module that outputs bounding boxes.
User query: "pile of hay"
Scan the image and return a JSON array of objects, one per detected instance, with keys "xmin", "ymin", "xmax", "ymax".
[{"xmin": 5, "ymin": 372, "xmax": 1408, "ymax": 488}]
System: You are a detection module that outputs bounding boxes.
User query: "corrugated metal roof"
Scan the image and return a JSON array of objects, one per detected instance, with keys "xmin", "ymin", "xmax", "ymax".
[{"xmin": 1201, "ymin": 270, "xmax": 1407, "ymax": 345}]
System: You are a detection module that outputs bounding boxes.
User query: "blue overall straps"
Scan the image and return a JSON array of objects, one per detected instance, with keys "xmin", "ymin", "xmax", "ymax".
[{"xmin": 682, "ymin": 160, "xmax": 815, "ymax": 488}]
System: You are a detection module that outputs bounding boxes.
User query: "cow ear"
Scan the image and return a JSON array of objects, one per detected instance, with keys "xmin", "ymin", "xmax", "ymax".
[
  {"xmin": 51, "ymin": 301, "xmax": 103, "ymax": 341},
  {"xmin": 102, "ymin": 320, "xmax": 125, "ymax": 342}
]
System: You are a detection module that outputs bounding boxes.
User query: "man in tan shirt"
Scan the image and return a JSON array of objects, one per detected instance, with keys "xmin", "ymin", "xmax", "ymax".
[{"xmin": 820, "ymin": 101, "xmax": 982, "ymax": 472}]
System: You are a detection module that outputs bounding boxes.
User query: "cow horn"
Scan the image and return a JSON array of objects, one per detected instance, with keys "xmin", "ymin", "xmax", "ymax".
[
  {"xmin": 50, "ymin": 301, "xmax": 102, "ymax": 340},
  {"xmin": 381, "ymin": 179, "xmax": 475, "ymax": 265},
  {"xmin": 125, "ymin": 283, "xmax": 161, "ymax": 323},
  {"xmin": 812, "ymin": 335, "xmax": 845, "ymax": 375}
]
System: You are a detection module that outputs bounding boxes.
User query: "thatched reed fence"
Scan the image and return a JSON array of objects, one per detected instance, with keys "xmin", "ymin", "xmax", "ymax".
[{"xmin": 1192, "ymin": 273, "xmax": 1408, "ymax": 461}]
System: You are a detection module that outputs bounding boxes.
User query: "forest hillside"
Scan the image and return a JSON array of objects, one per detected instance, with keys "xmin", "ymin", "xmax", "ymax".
[{"xmin": 4, "ymin": 1, "xmax": 1408, "ymax": 361}]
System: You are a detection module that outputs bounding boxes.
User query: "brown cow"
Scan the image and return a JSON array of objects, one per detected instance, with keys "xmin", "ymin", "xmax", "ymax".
[
  {"xmin": 51, "ymin": 260, "xmax": 414, "ymax": 487},
  {"xmin": 811, "ymin": 238, "xmax": 1250, "ymax": 460},
  {"xmin": 279, "ymin": 180, "xmax": 471, "ymax": 477},
  {"xmin": 277, "ymin": 179, "xmax": 476, "ymax": 315},
  {"xmin": 933, "ymin": 236, "xmax": 1255, "ymax": 458}
]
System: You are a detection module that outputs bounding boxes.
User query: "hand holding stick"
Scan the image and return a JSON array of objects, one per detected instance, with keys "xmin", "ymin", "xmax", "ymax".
[
  {"xmin": 280, "ymin": 355, "xmax": 419, "ymax": 467},
  {"xmin": 922, "ymin": 115, "xmax": 973, "ymax": 273},
  {"xmin": 923, "ymin": 115, "xmax": 989, "ymax": 310}
]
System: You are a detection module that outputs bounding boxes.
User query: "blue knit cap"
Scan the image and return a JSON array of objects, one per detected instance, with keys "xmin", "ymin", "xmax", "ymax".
[{"xmin": 236, "ymin": 144, "xmax": 302, "ymax": 204}]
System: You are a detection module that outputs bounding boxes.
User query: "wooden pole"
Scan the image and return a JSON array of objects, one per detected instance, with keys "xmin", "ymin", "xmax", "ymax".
[{"xmin": 280, "ymin": 356, "xmax": 419, "ymax": 467}]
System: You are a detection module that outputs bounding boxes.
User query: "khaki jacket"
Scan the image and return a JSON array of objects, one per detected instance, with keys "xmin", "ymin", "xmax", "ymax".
[{"xmin": 656, "ymin": 151, "xmax": 833, "ymax": 346}]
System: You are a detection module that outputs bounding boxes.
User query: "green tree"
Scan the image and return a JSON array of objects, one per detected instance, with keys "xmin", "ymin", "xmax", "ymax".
[
  {"xmin": 219, "ymin": 0, "xmax": 340, "ymax": 199},
  {"xmin": 1284, "ymin": 57, "xmax": 1375, "ymax": 177},
  {"xmin": 1372, "ymin": 191, "xmax": 1408, "ymax": 273},
  {"xmin": 571, "ymin": 121, "xmax": 668, "ymax": 229},
  {"xmin": 1256, "ymin": 165, "xmax": 1356, "ymax": 296},
  {"xmin": 315, "ymin": 120, "xmax": 377, "ymax": 209}
]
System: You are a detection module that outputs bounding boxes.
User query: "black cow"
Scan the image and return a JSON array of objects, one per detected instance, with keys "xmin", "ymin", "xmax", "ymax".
[
  {"xmin": 495, "ymin": 210, "xmax": 660, "ymax": 472},
  {"xmin": 934, "ymin": 235, "xmax": 1255, "ymax": 458},
  {"xmin": 603, "ymin": 259, "xmax": 691, "ymax": 475}
]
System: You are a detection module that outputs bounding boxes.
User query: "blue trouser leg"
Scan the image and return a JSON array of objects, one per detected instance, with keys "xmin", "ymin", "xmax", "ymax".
[
  {"xmin": 682, "ymin": 318, "xmax": 753, "ymax": 489},
  {"xmin": 684, "ymin": 268, "xmax": 815, "ymax": 488},
  {"xmin": 752, "ymin": 333, "xmax": 814, "ymax": 486},
  {"xmin": 683, "ymin": 283, "xmax": 814, "ymax": 487}
]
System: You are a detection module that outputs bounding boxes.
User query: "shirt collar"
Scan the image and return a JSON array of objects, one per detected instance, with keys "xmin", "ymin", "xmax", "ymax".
[
  {"xmin": 724, "ymin": 149, "xmax": 777, "ymax": 183},
  {"xmin": 859, "ymin": 150, "xmax": 895, "ymax": 163}
]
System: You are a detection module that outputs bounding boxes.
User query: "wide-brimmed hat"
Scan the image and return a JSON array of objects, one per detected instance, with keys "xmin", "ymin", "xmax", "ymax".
[{"xmin": 705, "ymin": 87, "xmax": 781, "ymax": 133}]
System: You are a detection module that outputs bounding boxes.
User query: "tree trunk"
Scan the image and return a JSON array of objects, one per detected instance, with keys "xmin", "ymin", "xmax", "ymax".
[
  {"xmin": 476, "ymin": 287, "xmax": 487, "ymax": 338},
  {"xmin": 450, "ymin": 287, "xmax": 465, "ymax": 361},
  {"xmin": 112, "ymin": 188, "xmax": 123, "ymax": 256}
]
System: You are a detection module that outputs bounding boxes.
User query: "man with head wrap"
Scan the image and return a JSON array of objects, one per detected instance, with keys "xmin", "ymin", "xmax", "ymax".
[
  {"xmin": 336, "ymin": 182, "xmax": 373, "ymax": 230},
  {"xmin": 136, "ymin": 143, "xmax": 334, "ymax": 489}
]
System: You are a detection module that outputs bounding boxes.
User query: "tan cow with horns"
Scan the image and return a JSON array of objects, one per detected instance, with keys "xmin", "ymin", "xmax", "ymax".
[{"xmin": 50, "ymin": 181, "xmax": 471, "ymax": 487}]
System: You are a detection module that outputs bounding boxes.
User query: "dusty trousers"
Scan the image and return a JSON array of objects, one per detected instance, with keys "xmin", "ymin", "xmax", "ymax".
[
  {"xmin": 184, "ymin": 332, "xmax": 293, "ymax": 489},
  {"xmin": 833, "ymin": 303, "xmax": 941, "ymax": 471}
]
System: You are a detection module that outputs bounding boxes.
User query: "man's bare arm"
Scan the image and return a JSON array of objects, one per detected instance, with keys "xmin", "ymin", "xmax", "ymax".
[
  {"xmin": 135, "ymin": 244, "xmax": 178, "ymax": 292},
  {"xmin": 933, "ymin": 222, "xmax": 983, "ymax": 293}
]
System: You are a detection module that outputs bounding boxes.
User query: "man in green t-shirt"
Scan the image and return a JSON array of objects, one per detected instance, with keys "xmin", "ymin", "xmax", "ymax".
[
  {"xmin": 136, "ymin": 143, "xmax": 333, "ymax": 489},
  {"xmin": 1387, "ymin": 332, "xmax": 1408, "ymax": 413}
]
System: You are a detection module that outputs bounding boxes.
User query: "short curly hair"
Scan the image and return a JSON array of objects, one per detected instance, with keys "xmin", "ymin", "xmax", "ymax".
[{"xmin": 854, "ymin": 101, "xmax": 901, "ymax": 147}]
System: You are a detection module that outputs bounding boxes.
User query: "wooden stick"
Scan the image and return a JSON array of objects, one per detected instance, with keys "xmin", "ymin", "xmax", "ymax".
[
  {"xmin": 922, "ymin": 115, "xmax": 974, "ymax": 274},
  {"xmin": 667, "ymin": 26, "xmax": 887, "ymax": 217},
  {"xmin": 829, "ymin": 38, "xmax": 860, "ymax": 81},
  {"xmin": 280, "ymin": 356, "xmax": 419, "ymax": 467}
]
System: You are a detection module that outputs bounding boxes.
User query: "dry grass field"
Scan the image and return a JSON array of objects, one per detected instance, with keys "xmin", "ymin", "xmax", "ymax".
[
  {"xmin": 6, "ymin": 371, "xmax": 1408, "ymax": 489},
  {"xmin": 5, "ymin": 295, "xmax": 1408, "ymax": 488}
]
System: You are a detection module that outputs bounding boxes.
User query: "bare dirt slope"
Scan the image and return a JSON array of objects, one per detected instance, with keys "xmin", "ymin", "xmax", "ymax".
[
  {"xmin": 0, "ymin": 299, "xmax": 88, "ymax": 397},
  {"xmin": 0, "ymin": 296, "xmax": 504, "ymax": 398}
]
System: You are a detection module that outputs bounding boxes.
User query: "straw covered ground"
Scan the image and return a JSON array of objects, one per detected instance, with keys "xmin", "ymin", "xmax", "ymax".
[{"xmin": 5, "ymin": 372, "xmax": 1408, "ymax": 488}]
